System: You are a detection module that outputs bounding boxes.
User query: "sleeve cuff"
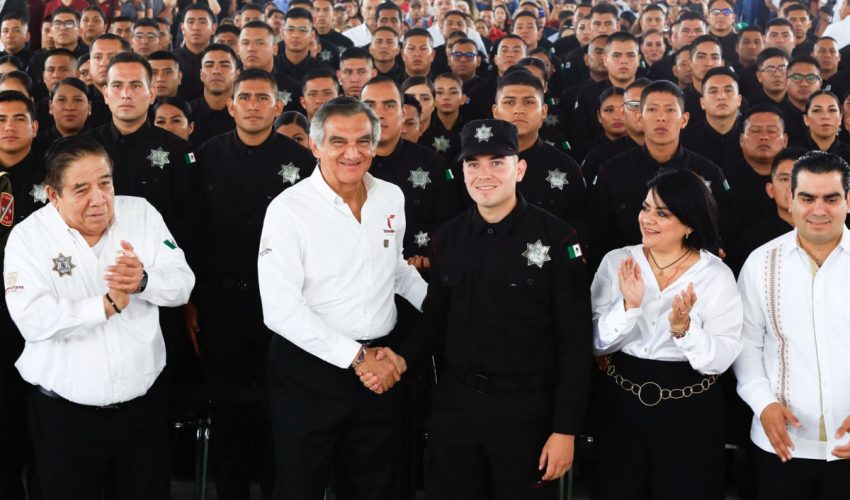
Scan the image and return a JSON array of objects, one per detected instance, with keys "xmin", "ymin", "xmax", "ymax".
[
  {"xmin": 329, "ymin": 337, "xmax": 365, "ymax": 369},
  {"xmin": 82, "ymin": 295, "xmax": 108, "ymax": 327}
]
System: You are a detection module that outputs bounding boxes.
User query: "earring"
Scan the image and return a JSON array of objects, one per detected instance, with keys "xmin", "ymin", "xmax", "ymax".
[{"xmin": 685, "ymin": 232, "xmax": 690, "ymax": 239}]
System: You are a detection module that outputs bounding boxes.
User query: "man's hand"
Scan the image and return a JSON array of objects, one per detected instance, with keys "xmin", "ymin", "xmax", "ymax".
[
  {"xmin": 185, "ymin": 301, "xmax": 201, "ymax": 356},
  {"xmin": 356, "ymin": 347, "xmax": 407, "ymax": 394},
  {"xmin": 538, "ymin": 433, "xmax": 575, "ymax": 481},
  {"xmin": 832, "ymin": 415, "xmax": 850, "ymax": 459},
  {"xmin": 105, "ymin": 240, "xmax": 144, "ymax": 293},
  {"xmin": 760, "ymin": 402, "xmax": 801, "ymax": 462}
]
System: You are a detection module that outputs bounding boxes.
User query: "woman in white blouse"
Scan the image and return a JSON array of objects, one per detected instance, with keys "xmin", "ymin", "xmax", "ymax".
[{"xmin": 590, "ymin": 169, "xmax": 743, "ymax": 500}]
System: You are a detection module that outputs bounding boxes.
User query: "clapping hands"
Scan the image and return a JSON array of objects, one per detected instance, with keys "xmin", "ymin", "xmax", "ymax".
[{"xmin": 356, "ymin": 347, "xmax": 408, "ymax": 394}]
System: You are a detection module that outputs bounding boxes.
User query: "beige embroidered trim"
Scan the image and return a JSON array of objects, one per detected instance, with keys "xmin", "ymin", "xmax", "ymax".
[{"xmin": 765, "ymin": 246, "xmax": 790, "ymax": 407}]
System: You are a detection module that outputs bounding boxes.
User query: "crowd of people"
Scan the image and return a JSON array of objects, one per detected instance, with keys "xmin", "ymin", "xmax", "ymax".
[{"xmin": 1, "ymin": 0, "xmax": 850, "ymax": 498}]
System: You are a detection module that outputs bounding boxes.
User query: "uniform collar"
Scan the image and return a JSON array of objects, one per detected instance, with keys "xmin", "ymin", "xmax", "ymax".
[
  {"xmin": 109, "ymin": 120, "xmax": 151, "ymax": 142},
  {"xmin": 231, "ymin": 129, "xmax": 277, "ymax": 154},
  {"xmin": 470, "ymin": 191, "xmax": 528, "ymax": 236},
  {"xmin": 310, "ymin": 162, "xmax": 377, "ymax": 207},
  {"xmin": 640, "ymin": 144, "xmax": 684, "ymax": 167}
]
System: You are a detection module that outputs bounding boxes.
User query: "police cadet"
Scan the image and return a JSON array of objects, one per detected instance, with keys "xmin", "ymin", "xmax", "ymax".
[
  {"xmin": 680, "ymin": 66, "xmax": 744, "ymax": 170},
  {"xmin": 492, "ymin": 70, "xmax": 586, "ymax": 237},
  {"xmin": 591, "ymin": 80, "xmax": 730, "ymax": 265},
  {"xmin": 366, "ymin": 118, "xmax": 592, "ymax": 499},
  {"xmin": 361, "ymin": 75, "xmax": 460, "ymax": 265},
  {"xmin": 0, "ymin": 90, "xmax": 46, "ymax": 500},
  {"xmin": 175, "ymin": 3, "xmax": 217, "ymax": 102},
  {"xmin": 87, "ymin": 34, "xmax": 131, "ymax": 129},
  {"xmin": 189, "ymin": 68, "xmax": 314, "ymax": 500},
  {"xmin": 189, "ymin": 43, "xmax": 239, "ymax": 147},
  {"xmin": 238, "ymin": 20, "xmax": 304, "ymax": 115}
]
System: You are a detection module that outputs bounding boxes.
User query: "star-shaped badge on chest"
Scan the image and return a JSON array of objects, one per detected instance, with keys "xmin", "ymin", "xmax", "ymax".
[
  {"xmin": 522, "ymin": 240, "xmax": 551, "ymax": 268},
  {"xmin": 544, "ymin": 114, "xmax": 559, "ymax": 127},
  {"xmin": 30, "ymin": 182, "xmax": 48, "ymax": 204},
  {"xmin": 278, "ymin": 90, "xmax": 292, "ymax": 104},
  {"xmin": 546, "ymin": 169, "xmax": 568, "ymax": 190},
  {"xmin": 408, "ymin": 167, "xmax": 431, "ymax": 189},
  {"xmin": 51, "ymin": 253, "xmax": 76, "ymax": 277},
  {"xmin": 279, "ymin": 163, "xmax": 301, "ymax": 185},
  {"xmin": 319, "ymin": 49, "xmax": 332, "ymax": 62},
  {"xmin": 414, "ymin": 231, "xmax": 430, "ymax": 247},
  {"xmin": 433, "ymin": 135, "xmax": 451, "ymax": 153},
  {"xmin": 474, "ymin": 124, "xmax": 493, "ymax": 142},
  {"xmin": 147, "ymin": 147, "xmax": 170, "ymax": 169}
]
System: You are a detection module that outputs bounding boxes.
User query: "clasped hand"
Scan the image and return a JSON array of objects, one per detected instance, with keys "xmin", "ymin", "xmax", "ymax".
[{"xmin": 356, "ymin": 347, "xmax": 407, "ymax": 394}]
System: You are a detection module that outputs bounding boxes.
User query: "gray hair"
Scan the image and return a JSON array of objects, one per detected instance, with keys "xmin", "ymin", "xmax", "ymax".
[{"xmin": 309, "ymin": 96, "xmax": 381, "ymax": 150}]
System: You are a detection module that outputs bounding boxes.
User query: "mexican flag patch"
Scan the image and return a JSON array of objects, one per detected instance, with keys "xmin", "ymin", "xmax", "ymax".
[{"xmin": 567, "ymin": 243, "xmax": 582, "ymax": 259}]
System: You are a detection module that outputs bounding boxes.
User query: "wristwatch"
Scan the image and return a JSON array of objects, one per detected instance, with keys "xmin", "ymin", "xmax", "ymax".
[
  {"xmin": 351, "ymin": 347, "xmax": 366, "ymax": 369},
  {"xmin": 133, "ymin": 270, "xmax": 148, "ymax": 294}
]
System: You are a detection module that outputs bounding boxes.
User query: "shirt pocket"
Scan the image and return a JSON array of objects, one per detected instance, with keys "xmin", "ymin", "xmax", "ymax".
[{"xmin": 440, "ymin": 260, "xmax": 470, "ymax": 322}]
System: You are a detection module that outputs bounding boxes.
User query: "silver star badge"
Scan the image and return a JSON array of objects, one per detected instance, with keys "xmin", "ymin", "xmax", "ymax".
[
  {"xmin": 522, "ymin": 240, "xmax": 551, "ymax": 268},
  {"xmin": 408, "ymin": 167, "xmax": 431, "ymax": 189},
  {"xmin": 433, "ymin": 135, "xmax": 450, "ymax": 153},
  {"xmin": 51, "ymin": 253, "xmax": 76, "ymax": 277},
  {"xmin": 474, "ymin": 124, "xmax": 493, "ymax": 142},
  {"xmin": 30, "ymin": 182, "xmax": 47, "ymax": 204},
  {"xmin": 546, "ymin": 169, "xmax": 568, "ymax": 190},
  {"xmin": 278, "ymin": 90, "xmax": 292, "ymax": 104},
  {"xmin": 147, "ymin": 147, "xmax": 170, "ymax": 169},
  {"xmin": 544, "ymin": 114, "xmax": 559, "ymax": 127},
  {"xmin": 279, "ymin": 163, "xmax": 301, "ymax": 185},
  {"xmin": 414, "ymin": 231, "xmax": 430, "ymax": 247},
  {"xmin": 319, "ymin": 49, "xmax": 332, "ymax": 61}
]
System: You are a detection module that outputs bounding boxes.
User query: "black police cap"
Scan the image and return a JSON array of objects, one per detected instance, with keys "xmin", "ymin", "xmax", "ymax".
[{"xmin": 457, "ymin": 119, "xmax": 519, "ymax": 161}]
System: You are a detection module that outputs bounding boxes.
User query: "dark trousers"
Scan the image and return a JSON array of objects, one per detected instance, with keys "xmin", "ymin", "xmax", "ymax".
[
  {"xmin": 27, "ymin": 377, "xmax": 169, "ymax": 500},
  {"xmin": 425, "ymin": 375, "xmax": 559, "ymax": 500},
  {"xmin": 199, "ymin": 291, "xmax": 274, "ymax": 500},
  {"xmin": 753, "ymin": 445, "xmax": 850, "ymax": 500},
  {"xmin": 592, "ymin": 353, "xmax": 726, "ymax": 500},
  {"xmin": 0, "ymin": 342, "xmax": 28, "ymax": 500},
  {"xmin": 267, "ymin": 335, "xmax": 404, "ymax": 500}
]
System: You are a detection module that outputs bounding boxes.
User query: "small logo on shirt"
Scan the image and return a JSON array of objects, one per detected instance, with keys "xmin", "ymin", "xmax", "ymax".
[
  {"xmin": 384, "ymin": 214, "xmax": 396, "ymax": 234},
  {"xmin": 0, "ymin": 192, "xmax": 13, "ymax": 227},
  {"xmin": 51, "ymin": 253, "xmax": 76, "ymax": 277}
]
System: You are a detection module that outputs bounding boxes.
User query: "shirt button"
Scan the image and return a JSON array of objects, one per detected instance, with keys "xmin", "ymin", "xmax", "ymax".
[
  {"xmin": 486, "ymin": 228, "xmax": 494, "ymax": 235},
  {"xmin": 526, "ymin": 278, "xmax": 534, "ymax": 285}
]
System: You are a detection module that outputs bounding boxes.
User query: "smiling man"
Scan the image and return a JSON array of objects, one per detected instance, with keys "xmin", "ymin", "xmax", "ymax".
[{"xmin": 258, "ymin": 96, "xmax": 425, "ymax": 499}]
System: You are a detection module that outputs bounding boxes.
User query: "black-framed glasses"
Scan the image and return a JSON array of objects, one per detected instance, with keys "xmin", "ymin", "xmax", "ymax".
[
  {"xmin": 759, "ymin": 64, "xmax": 787, "ymax": 73},
  {"xmin": 788, "ymin": 73, "xmax": 821, "ymax": 83},
  {"xmin": 451, "ymin": 51, "xmax": 476, "ymax": 60},
  {"xmin": 51, "ymin": 20, "xmax": 78, "ymax": 29}
]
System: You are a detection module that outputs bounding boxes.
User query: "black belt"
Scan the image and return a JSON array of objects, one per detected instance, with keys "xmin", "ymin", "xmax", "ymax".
[
  {"xmin": 36, "ymin": 385, "xmax": 125, "ymax": 410},
  {"xmin": 441, "ymin": 367, "xmax": 553, "ymax": 396}
]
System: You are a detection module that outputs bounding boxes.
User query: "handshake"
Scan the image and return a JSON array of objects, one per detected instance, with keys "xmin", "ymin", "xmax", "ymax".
[{"xmin": 354, "ymin": 347, "xmax": 408, "ymax": 394}]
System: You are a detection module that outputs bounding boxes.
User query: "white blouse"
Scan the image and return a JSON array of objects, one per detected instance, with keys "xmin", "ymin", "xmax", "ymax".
[{"xmin": 591, "ymin": 245, "xmax": 743, "ymax": 375}]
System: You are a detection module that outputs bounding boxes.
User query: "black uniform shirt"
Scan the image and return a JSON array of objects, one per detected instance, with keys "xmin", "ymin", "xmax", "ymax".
[
  {"xmin": 27, "ymin": 42, "xmax": 88, "ymax": 85},
  {"xmin": 175, "ymin": 46, "xmax": 204, "ymax": 101},
  {"xmin": 778, "ymin": 99, "xmax": 807, "ymax": 146},
  {"xmin": 518, "ymin": 138, "xmax": 586, "ymax": 231},
  {"xmin": 681, "ymin": 118, "xmax": 744, "ymax": 170},
  {"xmin": 377, "ymin": 60, "xmax": 406, "ymax": 85},
  {"xmin": 194, "ymin": 130, "xmax": 315, "ymax": 291},
  {"xmin": 276, "ymin": 49, "xmax": 332, "ymax": 83},
  {"xmin": 824, "ymin": 69, "xmax": 850, "ymax": 101},
  {"xmin": 371, "ymin": 138, "xmax": 462, "ymax": 259},
  {"xmin": 398, "ymin": 194, "xmax": 592, "ymax": 435},
  {"xmin": 721, "ymin": 159, "xmax": 773, "ymax": 242},
  {"xmin": 419, "ymin": 114, "xmax": 463, "ymax": 164},
  {"xmin": 1, "ymin": 46, "xmax": 32, "ymax": 69},
  {"xmin": 647, "ymin": 53, "xmax": 676, "ymax": 82},
  {"xmin": 83, "ymin": 121, "xmax": 201, "ymax": 247},
  {"xmin": 86, "ymin": 85, "xmax": 112, "ymax": 129},
  {"xmin": 730, "ymin": 213, "xmax": 793, "ymax": 275},
  {"xmin": 188, "ymin": 96, "xmax": 236, "ymax": 147},
  {"xmin": 318, "ymin": 30, "xmax": 353, "ymax": 51},
  {"xmin": 570, "ymin": 79, "xmax": 611, "ymax": 161},
  {"xmin": 683, "ymin": 85, "xmax": 706, "ymax": 125},
  {"xmin": 581, "ymin": 135, "xmax": 639, "ymax": 186},
  {"xmin": 592, "ymin": 145, "xmax": 730, "ymax": 263}
]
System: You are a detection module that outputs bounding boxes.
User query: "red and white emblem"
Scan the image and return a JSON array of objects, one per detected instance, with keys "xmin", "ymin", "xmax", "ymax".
[{"xmin": 0, "ymin": 192, "xmax": 13, "ymax": 227}]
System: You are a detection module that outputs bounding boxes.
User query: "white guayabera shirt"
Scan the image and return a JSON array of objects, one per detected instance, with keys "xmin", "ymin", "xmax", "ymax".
[
  {"xmin": 3, "ymin": 196, "xmax": 195, "ymax": 406},
  {"xmin": 735, "ymin": 228, "xmax": 850, "ymax": 461}
]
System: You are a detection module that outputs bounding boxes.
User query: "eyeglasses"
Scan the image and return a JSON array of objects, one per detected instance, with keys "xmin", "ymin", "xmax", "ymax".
[
  {"xmin": 624, "ymin": 100, "xmax": 641, "ymax": 111},
  {"xmin": 451, "ymin": 51, "xmax": 476, "ymax": 60},
  {"xmin": 709, "ymin": 8, "xmax": 733, "ymax": 15},
  {"xmin": 284, "ymin": 26, "xmax": 311, "ymax": 34},
  {"xmin": 133, "ymin": 33, "xmax": 160, "ymax": 40},
  {"xmin": 759, "ymin": 64, "xmax": 787, "ymax": 73},
  {"xmin": 52, "ymin": 20, "xmax": 78, "ymax": 29},
  {"xmin": 788, "ymin": 73, "xmax": 821, "ymax": 82}
]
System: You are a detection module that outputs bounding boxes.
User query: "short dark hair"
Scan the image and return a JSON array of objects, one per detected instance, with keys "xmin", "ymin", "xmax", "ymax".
[
  {"xmin": 201, "ymin": 43, "xmax": 240, "ymax": 68},
  {"xmin": 433, "ymin": 72, "xmax": 463, "ymax": 87},
  {"xmin": 783, "ymin": 2, "xmax": 808, "ymax": 15},
  {"xmin": 45, "ymin": 49, "xmax": 77, "ymax": 67},
  {"xmin": 515, "ymin": 57, "xmax": 547, "ymax": 79},
  {"xmin": 106, "ymin": 51, "xmax": 153, "ymax": 84},
  {"xmin": 153, "ymin": 96, "xmax": 194, "ymax": 122},
  {"xmin": 590, "ymin": 3, "xmax": 618, "ymax": 18},
  {"xmin": 52, "ymin": 6, "xmax": 81, "ymax": 21},
  {"xmin": 770, "ymin": 147, "xmax": 806, "ymax": 179},
  {"xmin": 647, "ymin": 169, "xmax": 721, "ymax": 255},
  {"xmin": 0, "ymin": 54, "xmax": 24, "ymax": 70},
  {"xmin": 737, "ymin": 25, "xmax": 763, "ymax": 38},
  {"xmin": 77, "ymin": 53, "xmax": 90, "ymax": 66},
  {"xmin": 274, "ymin": 110, "xmax": 309, "ymax": 133},
  {"xmin": 599, "ymin": 85, "xmax": 625, "ymax": 105},
  {"xmin": 787, "ymin": 55, "xmax": 820, "ymax": 73},
  {"xmin": 376, "ymin": 2, "xmax": 403, "ymax": 20},
  {"xmin": 215, "ymin": 24, "xmax": 240, "ymax": 37},
  {"xmin": 285, "ymin": 7, "xmax": 313, "ymax": 23},
  {"xmin": 792, "ymin": 151, "xmax": 850, "ymax": 195},
  {"xmin": 111, "ymin": 15, "xmax": 133, "ymax": 25},
  {"xmin": 361, "ymin": 75, "xmax": 401, "ymax": 101},
  {"xmin": 640, "ymin": 80, "xmax": 685, "ymax": 112},
  {"xmin": 241, "ymin": 20, "xmax": 275, "ymax": 37},
  {"xmin": 401, "ymin": 75, "xmax": 434, "ymax": 97},
  {"xmin": 133, "ymin": 18, "xmax": 159, "ymax": 30},
  {"xmin": 757, "ymin": 47, "xmax": 790, "ymax": 67},
  {"xmin": 742, "ymin": 103, "xmax": 785, "ymax": 130},
  {"xmin": 45, "ymin": 137, "xmax": 113, "ymax": 195},
  {"xmin": 240, "ymin": 3, "xmax": 264, "ymax": 14},
  {"xmin": 373, "ymin": 26, "xmax": 400, "ymax": 38},
  {"xmin": 302, "ymin": 68, "xmax": 338, "ymax": 93},
  {"xmin": 674, "ymin": 10, "xmax": 706, "ymax": 26},
  {"xmin": 340, "ymin": 46, "xmax": 373, "ymax": 65},
  {"xmin": 0, "ymin": 89, "xmax": 34, "ymax": 118},
  {"xmin": 605, "ymin": 31, "xmax": 638, "ymax": 50},
  {"xmin": 91, "ymin": 33, "xmax": 132, "ymax": 52},
  {"xmin": 1, "ymin": 13, "xmax": 28, "ymax": 25},
  {"xmin": 403, "ymin": 27, "xmax": 433, "ymax": 47},
  {"xmin": 498, "ymin": 68, "xmax": 544, "ymax": 98},
  {"xmin": 51, "ymin": 76, "xmax": 89, "ymax": 98},
  {"xmin": 513, "ymin": 11, "xmax": 538, "ymax": 24},
  {"xmin": 766, "ymin": 17, "xmax": 793, "ymax": 31},
  {"xmin": 233, "ymin": 68, "xmax": 278, "ymax": 97},
  {"xmin": 403, "ymin": 93, "xmax": 421, "ymax": 117},
  {"xmin": 689, "ymin": 34, "xmax": 723, "ymax": 59},
  {"xmin": 804, "ymin": 90, "xmax": 839, "ymax": 113},
  {"xmin": 625, "ymin": 77, "xmax": 652, "ymax": 93},
  {"xmin": 702, "ymin": 66, "xmax": 738, "ymax": 88},
  {"xmin": 183, "ymin": 3, "xmax": 217, "ymax": 23},
  {"xmin": 148, "ymin": 50, "xmax": 182, "ymax": 70},
  {"xmin": 0, "ymin": 71, "xmax": 32, "ymax": 97}
]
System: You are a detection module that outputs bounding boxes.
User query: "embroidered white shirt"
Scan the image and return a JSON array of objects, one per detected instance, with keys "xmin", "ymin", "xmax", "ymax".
[
  {"xmin": 258, "ymin": 167, "xmax": 427, "ymax": 369},
  {"xmin": 3, "ymin": 196, "xmax": 195, "ymax": 406},
  {"xmin": 591, "ymin": 245, "xmax": 743, "ymax": 375},
  {"xmin": 735, "ymin": 228, "xmax": 850, "ymax": 461}
]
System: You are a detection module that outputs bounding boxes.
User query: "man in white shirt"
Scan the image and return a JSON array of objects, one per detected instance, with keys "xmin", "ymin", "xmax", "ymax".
[
  {"xmin": 2, "ymin": 137, "xmax": 195, "ymax": 500},
  {"xmin": 735, "ymin": 151, "xmax": 850, "ymax": 499},
  {"xmin": 822, "ymin": 1, "xmax": 850, "ymax": 50},
  {"xmin": 258, "ymin": 96, "xmax": 426, "ymax": 500}
]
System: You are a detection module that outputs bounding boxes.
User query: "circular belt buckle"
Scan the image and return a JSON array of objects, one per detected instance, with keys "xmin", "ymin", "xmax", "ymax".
[{"xmin": 638, "ymin": 381, "xmax": 663, "ymax": 407}]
